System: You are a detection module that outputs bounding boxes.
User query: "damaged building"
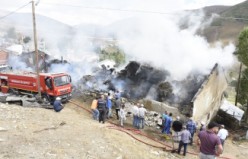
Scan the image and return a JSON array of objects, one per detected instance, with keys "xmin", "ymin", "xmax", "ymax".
[
  {"xmin": 79, "ymin": 61, "xmax": 230, "ymax": 124},
  {"xmin": 0, "ymin": 49, "xmax": 68, "ymax": 73},
  {"xmin": 190, "ymin": 64, "xmax": 228, "ymax": 124}
]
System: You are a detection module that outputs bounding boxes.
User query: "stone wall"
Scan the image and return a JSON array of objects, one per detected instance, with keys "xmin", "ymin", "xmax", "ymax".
[{"xmin": 142, "ymin": 99, "xmax": 181, "ymax": 118}]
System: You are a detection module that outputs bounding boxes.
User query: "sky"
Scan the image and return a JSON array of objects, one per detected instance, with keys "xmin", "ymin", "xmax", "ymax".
[{"xmin": 0, "ymin": 0, "xmax": 246, "ymax": 25}]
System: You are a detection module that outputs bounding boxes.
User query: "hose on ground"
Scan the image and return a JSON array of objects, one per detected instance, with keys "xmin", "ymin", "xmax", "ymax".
[{"xmin": 68, "ymin": 100, "xmax": 233, "ymax": 159}]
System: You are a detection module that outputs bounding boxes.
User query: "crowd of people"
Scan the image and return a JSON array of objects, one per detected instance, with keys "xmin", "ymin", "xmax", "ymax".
[
  {"xmin": 89, "ymin": 91, "xmax": 150, "ymax": 129},
  {"xmin": 167, "ymin": 115, "xmax": 229, "ymax": 158},
  {"xmin": 131, "ymin": 103, "xmax": 147, "ymax": 129},
  {"xmin": 89, "ymin": 91, "xmax": 148, "ymax": 128},
  {"xmin": 158, "ymin": 109, "xmax": 230, "ymax": 158},
  {"xmin": 89, "ymin": 91, "xmax": 128, "ymax": 126},
  {"xmin": 55, "ymin": 91, "xmax": 229, "ymax": 158}
]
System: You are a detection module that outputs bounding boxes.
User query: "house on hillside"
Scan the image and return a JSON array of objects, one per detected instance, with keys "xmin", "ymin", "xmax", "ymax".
[
  {"xmin": 141, "ymin": 64, "xmax": 229, "ymax": 124},
  {"xmin": 21, "ymin": 50, "xmax": 50, "ymax": 72},
  {"xmin": 21, "ymin": 50, "xmax": 68, "ymax": 73},
  {"xmin": 0, "ymin": 50, "xmax": 12, "ymax": 71},
  {"xmin": 190, "ymin": 64, "xmax": 228, "ymax": 124},
  {"xmin": 6, "ymin": 44, "xmax": 23, "ymax": 55},
  {"xmin": 0, "ymin": 50, "xmax": 8, "ymax": 66}
]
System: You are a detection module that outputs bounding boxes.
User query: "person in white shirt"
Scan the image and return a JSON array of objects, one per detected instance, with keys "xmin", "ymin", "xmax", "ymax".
[
  {"xmin": 132, "ymin": 103, "xmax": 139, "ymax": 128},
  {"xmin": 119, "ymin": 104, "xmax": 126, "ymax": 127},
  {"xmin": 138, "ymin": 104, "xmax": 147, "ymax": 129},
  {"xmin": 217, "ymin": 124, "xmax": 228, "ymax": 147}
]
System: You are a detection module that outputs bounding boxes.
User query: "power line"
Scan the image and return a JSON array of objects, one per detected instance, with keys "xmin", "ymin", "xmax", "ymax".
[
  {"xmin": 41, "ymin": 2, "xmax": 248, "ymax": 21},
  {"xmin": 0, "ymin": 2, "xmax": 31, "ymax": 21},
  {"xmin": 41, "ymin": 2, "xmax": 178, "ymax": 16}
]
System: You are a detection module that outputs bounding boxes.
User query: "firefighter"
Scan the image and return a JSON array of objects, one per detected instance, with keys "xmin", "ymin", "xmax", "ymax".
[{"xmin": 53, "ymin": 97, "xmax": 64, "ymax": 112}]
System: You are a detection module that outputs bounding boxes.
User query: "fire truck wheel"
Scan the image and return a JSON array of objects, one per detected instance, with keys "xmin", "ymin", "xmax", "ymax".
[
  {"xmin": 42, "ymin": 95, "xmax": 52, "ymax": 104},
  {"xmin": 8, "ymin": 88, "xmax": 19, "ymax": 95}
]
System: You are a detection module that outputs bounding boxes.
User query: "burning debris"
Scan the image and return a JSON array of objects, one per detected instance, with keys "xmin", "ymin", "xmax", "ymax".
[{"xmin": 77, "ymin": 61, "xmax": 206, "ymax": 107}]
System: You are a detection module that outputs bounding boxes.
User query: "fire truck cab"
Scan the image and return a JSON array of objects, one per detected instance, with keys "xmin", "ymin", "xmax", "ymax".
[{"xmin": 0, "ymin": 71, "xmax": 72, "ymax": 103}]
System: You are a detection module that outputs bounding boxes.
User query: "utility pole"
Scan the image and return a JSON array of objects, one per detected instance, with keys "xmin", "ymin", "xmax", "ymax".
[
  {"xmin": 32, "ymin": 0, "xmax": 41, "ymax": 99},
  {"xmin": 235, "ymin": 62, "xmax": 243, "ymax": 106}
]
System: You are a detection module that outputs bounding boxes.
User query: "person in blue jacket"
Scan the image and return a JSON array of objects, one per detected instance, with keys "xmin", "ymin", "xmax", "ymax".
[
  {"xmin": 164, "ymin": 113, "xmax": 173, "ymax": 134},
  {"xmin": 53, "ymin": 97, "xmax": 64, "ymax": 112},
  {"xmin": 106, "ymin": 93, "xmax": 112, "ymax": 119}
]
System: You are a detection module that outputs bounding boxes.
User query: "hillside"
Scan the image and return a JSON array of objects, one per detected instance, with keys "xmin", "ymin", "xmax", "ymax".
[
  {"xmin": 220, "ymin": 0, "xmax": 248, "ymax": 19},
  {"xmin": 200, "ymin": 0, "xmax": 248, "ymax": 43},
  {"xmin": 202, "ymin": 5, "xmax": 230, "ymax": 15},
  {"xmin": 0, "ymin": 102, "xmax": 180, "ymax": 159},
  {"xmin": 0, "ymin": 10, "xmax": 71, "ymax": 35},
  {"xmin": 1, "ymin": 99, "xmax": 247, "ymax": 159}
]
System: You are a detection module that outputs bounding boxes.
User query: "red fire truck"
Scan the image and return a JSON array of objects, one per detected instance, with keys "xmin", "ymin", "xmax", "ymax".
[{"xmin": 0, "ymin": 71, "xmax": 72, "ymax": 103}]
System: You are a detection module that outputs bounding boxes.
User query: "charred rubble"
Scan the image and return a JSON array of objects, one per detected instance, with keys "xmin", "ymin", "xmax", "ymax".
[{"xmin": 78, "ymin": 61, "xmax": 206, "ymax": 106}]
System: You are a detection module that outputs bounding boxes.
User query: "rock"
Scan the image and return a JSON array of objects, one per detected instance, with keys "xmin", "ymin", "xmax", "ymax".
[
  {"xmin": 0, "ymin": 138, "xmax": 5, "ymax": 142},
  {"xmin": 116, "ymin": 156, "xmax": 122, "ymax": 159},
  {"xmin": 233, "ymin": 134, "xmax": 241, "ymax": 141},
  {"xmin": 0, "ymin": 96, "xmax": 7, "ymax": 103},
  {"xmin": 150, "ymin": 150, "xmax": 160, "ymax": 156},
  {"xmin": 0, "ymin": 127, "xmax": 7, "ymax": 132}
]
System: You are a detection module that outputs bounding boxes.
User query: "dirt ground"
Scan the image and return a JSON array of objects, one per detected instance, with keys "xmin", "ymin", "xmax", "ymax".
[{"xmin": 0, "ymin": 100, "xmax": 248, "ymax": 159}]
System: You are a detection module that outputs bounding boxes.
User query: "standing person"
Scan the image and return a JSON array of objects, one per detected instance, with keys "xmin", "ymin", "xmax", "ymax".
[
  {"xmin": 177, "ymin": 125, "xmax": 191, "ymax": 156},
  {"xmin": 91, "ymin": 97, "xmax": 99, "ymax": 120},
  {"xmin": 172, "ymin": 116, "xmax": 183, "ymax": 142},
  {"xmin": 186, "ymin": 117, "xmax": 196, "ymax": 145},
  {"xmin": 200, "ymin": 121, "xmax": 206, "ymax": 131},
  {"xmin": 198, "ymin": 122, "xmax": 223, "ymax": 159},
  {"xmin": 97, "ymin": 95, "xmax": 107, "ymax": 124},
  {"xmin": 115, "ymin": 97, "xmax": 121, "ymax": 120},
  {"xmin": 115, "ymin": 90, "xmax": 121, "ymax": 99},
  {"xmin": 132, "ymin": 103, "xmax": 139, "ymax": 128},
  {"xmin": 53, "ymin": 97, "xmax": 64, "ymax": 112},
  {"xmin": 119, "ymin": 104, "xmax": 126, "ymax": 127},
  {"xmin": 138, "ymin": 104, "xmax": 147, "ymax": 129},
  {"xmin": 161, "ymin": 111, "xmax": 168, "ymax": 133},
  {"xmin": 217, "ymin": 125, "xmax": 228, "ymax": 148},
  {"xmin": 106, "ymin": 93, "xmax": 112, "ymax": 119},
  {"xmin": 164, "ymin": 113, "xmax": 173, "ymax": 134}
]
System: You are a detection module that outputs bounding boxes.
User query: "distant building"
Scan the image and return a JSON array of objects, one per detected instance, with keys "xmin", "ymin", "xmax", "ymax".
[
  {"xmin": 0, "ymin": 50, "xmax": 8, "ymax": 65},
  {"xmin": 6, "ymin": 44, "xmax": 23, "ymax": 55},
  {"xmin": 21, "ymin": 50, "xmax": 50, "ymax": 72}
]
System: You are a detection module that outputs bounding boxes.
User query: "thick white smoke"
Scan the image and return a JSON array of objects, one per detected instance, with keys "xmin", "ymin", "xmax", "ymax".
[
  {"xmin": 1, "ymin": 0, "xmax": 236, "ymax": 87},
  {"xmin": 107, "ymin": 13, "xmax": 235, "ymax": 80}
]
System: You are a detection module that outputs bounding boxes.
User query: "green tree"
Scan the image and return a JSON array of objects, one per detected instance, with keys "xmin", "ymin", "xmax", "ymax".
[
  {"xmin": 23, "ymin": 36, "xmax": 31, "ymax": 43},
  {"xmin": 236, "ymin": 27, "xmax": 248, "ymax": 66},
  {"xmin": 236, "ymin": 27, "xmax": 248, "ymax": 122},
  {"xmin": 99, "ymin": 45, "xmax": 126, "ymax": 66},
  {"xmin": 237, "ymin": 69, "xmax": 248, "ymax": 105},
  {"xmin": 239, "ymin": 69, "xmax": 248, "ymax": 123}
]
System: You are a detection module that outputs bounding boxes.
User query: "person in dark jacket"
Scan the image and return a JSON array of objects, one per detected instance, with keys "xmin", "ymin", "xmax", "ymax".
[
  {"xmin": 115, "ymin": 98, "xmax": 121, "ymax": 120},
  {"xmin": 97, "ymin": 95, "xmax": 107, "ymax": 124},
  {"xmin": 53, "ymin": 97, "xmax": 64, "ymax": 112}
]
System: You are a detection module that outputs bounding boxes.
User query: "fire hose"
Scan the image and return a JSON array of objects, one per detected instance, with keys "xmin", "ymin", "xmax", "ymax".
[{"xmin": 68, "ymin": 100, "xmax": 233, "ymax": 159}]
